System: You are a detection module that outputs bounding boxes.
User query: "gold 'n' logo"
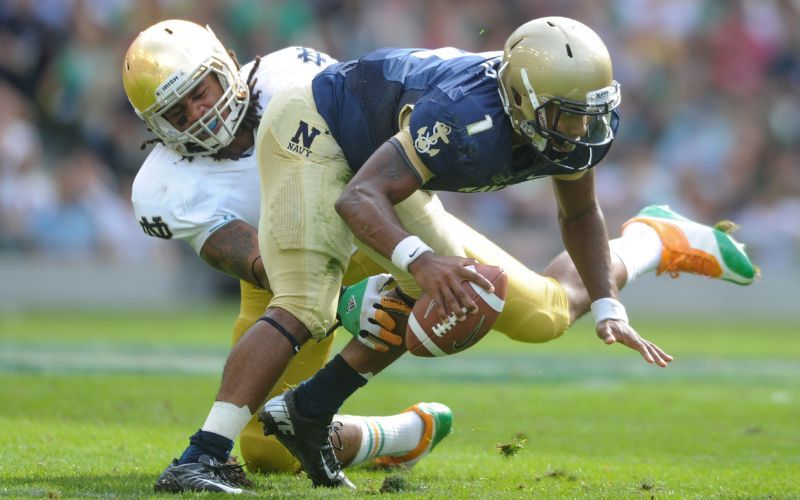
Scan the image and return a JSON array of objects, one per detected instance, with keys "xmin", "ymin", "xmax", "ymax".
[{"xmin": 414, "ymin": 121, "xmax": 452, "ymax": 157}]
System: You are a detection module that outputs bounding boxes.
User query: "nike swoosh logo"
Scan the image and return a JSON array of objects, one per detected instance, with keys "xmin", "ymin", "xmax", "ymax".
[
  {"xmin": 207, "ymin": 215, "xmax": 236, "ymax": 233},
  {"xmin": 187, "ymin": 473, "xmax": 242, "ymax": 493},
  {"xmin": 408, "ymin": 248, "xmax": 420, "ymax": 259},
  {"xmin": 321, "ymin": 451, "xmax": 336, "ymax": 479},
  {"xmin": 452, "ymin": 315, "xmax": 485, "ymax": 351}
]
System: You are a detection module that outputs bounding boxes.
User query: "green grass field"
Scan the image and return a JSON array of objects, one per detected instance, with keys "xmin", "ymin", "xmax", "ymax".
[{"xmin": 1, "ymin": 305, "xmax": 798, "ymax": 498}]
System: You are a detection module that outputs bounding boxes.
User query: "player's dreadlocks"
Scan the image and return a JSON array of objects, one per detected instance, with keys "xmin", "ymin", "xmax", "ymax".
[{"xmin": 139, "ymin": 50, "xmax": 263, "ymax": 162}]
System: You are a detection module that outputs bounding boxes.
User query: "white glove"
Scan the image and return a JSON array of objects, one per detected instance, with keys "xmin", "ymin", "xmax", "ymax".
[{"xmin": 337, "ymin": 274, "xmax": 411, "ymax": 352}]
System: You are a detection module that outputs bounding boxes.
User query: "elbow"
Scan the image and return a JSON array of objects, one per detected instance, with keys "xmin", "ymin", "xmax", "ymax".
[{"xmin": 335, "ymin": 186, "xmax": 358, "ymax": 219}]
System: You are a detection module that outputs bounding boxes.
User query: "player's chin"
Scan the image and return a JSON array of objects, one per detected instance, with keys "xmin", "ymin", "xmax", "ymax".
[{"xmin": 551, "ymin": 138, "xmax": 578, "ymax": 152}]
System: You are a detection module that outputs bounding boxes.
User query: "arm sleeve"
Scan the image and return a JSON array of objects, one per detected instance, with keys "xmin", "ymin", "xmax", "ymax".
[
  {"xmin": 387, "ymin": 129, "xmax": 435, "ymax": 185},
  {"xmin": 132, "ymin": 168, "xmax": 240, "ymax": 255},
  {"xmin": 388, "ymin": 91, "xmax": 499, "ymax": 189}
]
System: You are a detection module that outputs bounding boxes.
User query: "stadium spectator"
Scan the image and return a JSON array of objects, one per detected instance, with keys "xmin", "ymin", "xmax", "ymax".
[
  {"xmin": 0, "ymin": 80, "xmax": 53, "ymax": 251},
  {"xmin": 0, "ymin": 0, "xmax": 797, "ymax": 271},
  {"xmin": 25, "ymin": 150, "xmax": 101, "ymax": 258}
]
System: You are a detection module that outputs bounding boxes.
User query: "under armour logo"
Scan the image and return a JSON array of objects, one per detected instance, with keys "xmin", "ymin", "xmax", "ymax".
[{"xmin": 139, "ymin": 216, "xmax": 173, "ymax": 239}]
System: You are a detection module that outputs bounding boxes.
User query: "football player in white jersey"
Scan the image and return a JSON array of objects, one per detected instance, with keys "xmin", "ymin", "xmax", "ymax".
[{"xmin": 124, "ymin": 20, "xmax": 451, "ymax": 493}]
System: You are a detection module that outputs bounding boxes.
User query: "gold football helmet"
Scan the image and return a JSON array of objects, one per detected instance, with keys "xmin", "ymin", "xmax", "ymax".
[
  {"xmin": 498, "ymin": 17, "xmax": 621, "ymax": 170},
  {"xmin": 122, "ymin": 19, "xmax": 249, "ymax": 156}
]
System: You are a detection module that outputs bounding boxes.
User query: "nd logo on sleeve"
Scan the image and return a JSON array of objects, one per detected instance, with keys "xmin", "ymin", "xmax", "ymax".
[
  {"xmin": 139, "ymin": 216, "xmax": 173, "ymax": 239},
  {"xmin": 414, "ymin": 121, "xmax": 452, "ymax": 157}
]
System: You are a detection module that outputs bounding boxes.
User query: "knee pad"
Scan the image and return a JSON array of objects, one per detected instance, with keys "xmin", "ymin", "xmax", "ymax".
[
  {"xmin": 493, "ymin": 276, "xmax": 571, "ymax": 343},
  {"xmin": 497, "ymin": 303, "xmax": 569, "ymax": 343}
]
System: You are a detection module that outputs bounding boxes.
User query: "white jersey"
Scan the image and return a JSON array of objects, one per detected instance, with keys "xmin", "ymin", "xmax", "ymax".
[{"xmin": 131, "ymin": 47, "xmax": 335, "ymax": 254}]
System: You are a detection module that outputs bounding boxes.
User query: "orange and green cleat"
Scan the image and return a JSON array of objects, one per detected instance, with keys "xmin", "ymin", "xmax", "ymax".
[
  {"xmin": 373, "ymin": 402, "xmax": 453, "ymax": 468},
  {"xmin": 623, "ymin": 205, "xmax": 757, "ymax": 285}
]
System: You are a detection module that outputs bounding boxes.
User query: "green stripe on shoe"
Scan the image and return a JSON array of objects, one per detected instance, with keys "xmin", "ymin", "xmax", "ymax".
[
  {"xmin": 422, "ymin": 403, "xmax": 453, "ymax": 450},
  {"xmin": 713, "ymin": 230, "xmax": 756, "ymax": 284},
  {"xmin": 637, "ymin": 205, "xmax": 688, "ymax": 221}
]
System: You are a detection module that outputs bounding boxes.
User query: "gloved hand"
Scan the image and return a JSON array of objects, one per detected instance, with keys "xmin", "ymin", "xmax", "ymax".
[{"xmin": 337, "ymin": 274, "xmax": 412, "ymax": 352}]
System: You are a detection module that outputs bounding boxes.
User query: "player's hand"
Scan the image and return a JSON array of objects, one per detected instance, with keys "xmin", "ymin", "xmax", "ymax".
[
  {"xmin": 408, "ymin": 253, "xmax": 494, "ymax": 321},
  {"xmin": 596, "ymin": 319, "xmax": 673, "ymax": 367},
  {"xmin": 337, "ymin": 274, "xmax": 411, "ymax": 352}
]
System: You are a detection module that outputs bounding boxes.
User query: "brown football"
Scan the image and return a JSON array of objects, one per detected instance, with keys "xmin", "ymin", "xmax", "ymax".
[{"xmin": 405, "ymin": 263, "xmax": 507, "ymax": 357}]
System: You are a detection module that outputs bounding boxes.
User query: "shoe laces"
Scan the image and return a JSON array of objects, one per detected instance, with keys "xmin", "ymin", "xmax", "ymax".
[
  {"xmin": 207, "ymin": 457, "xmax": 252, "ymax": 487},
  {"xmin": 662, "ymin": 251, "xmax": 717, "ymax": 278}
]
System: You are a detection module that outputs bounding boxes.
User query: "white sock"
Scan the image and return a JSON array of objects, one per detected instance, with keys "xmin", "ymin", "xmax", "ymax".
[
  {"xmin": 201, "ymin": 401, "xmax": 253, "ymax": 441},
  {"xmin": 609, "ymin": 222, "xmax": 663, "ymax": 283},
  {"xmin": 338, "ymin": 410, "xmax": 424, "ymax": 465}
]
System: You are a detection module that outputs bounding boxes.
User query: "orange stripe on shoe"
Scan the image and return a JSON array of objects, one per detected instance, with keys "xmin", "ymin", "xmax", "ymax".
[
  {"xmin": 373, "ymin": 405, "xmax": 433, "ymax": 466},
  {"xmin": 623, "ymin": 218, "xmax": 723, "ymax": 279}
]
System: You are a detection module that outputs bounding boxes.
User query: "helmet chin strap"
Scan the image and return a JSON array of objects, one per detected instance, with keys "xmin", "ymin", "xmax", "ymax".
[
  {"xmin": 515, "ymin": 68, "xmax": 554, "ymax": 151},
  {"xmin": 518, "ymin": 118, "xmax": 599, "ymax": 173},
  {"xmin": 520, "ymin": 121, "xmax": 548, "ymax": 152}
]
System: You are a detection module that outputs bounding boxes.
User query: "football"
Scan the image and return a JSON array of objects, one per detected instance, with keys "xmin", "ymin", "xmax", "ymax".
[{"xmin": 405, "ymin": 263, "xmax": 507, "ymax": 357}]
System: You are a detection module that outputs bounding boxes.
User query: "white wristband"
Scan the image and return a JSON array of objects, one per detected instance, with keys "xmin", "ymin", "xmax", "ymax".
[
  {"xmin": 590, "ymin": 297, "xmax": 629, "ymax": 325},
  {"xmin": 391, "ymin": 235, "xmax": 433, "ymax": 272}
]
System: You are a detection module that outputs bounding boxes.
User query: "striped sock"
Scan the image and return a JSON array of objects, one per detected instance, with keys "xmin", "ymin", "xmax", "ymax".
[
  {"xmin": 609, "ymin": 222, "xmax": 663, "ymax": 283},
  {"xmin": 338, "ymin": 411, "xmax": 424, "ymax": 465}
]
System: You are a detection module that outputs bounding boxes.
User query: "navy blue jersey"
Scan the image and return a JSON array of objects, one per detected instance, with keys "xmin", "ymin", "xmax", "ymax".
[{"xmin": 312, "ymin": 47, "xmax": 619, "ymax": 192}]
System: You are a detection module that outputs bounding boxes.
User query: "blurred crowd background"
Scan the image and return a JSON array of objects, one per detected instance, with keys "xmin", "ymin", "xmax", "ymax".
[{"xmin": 1, "ymin": 0, "xmax": 799, "ymax": 285}]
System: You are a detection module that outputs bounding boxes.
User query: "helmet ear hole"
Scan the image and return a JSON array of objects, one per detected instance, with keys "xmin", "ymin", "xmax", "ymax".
[{"xmin": 511, "ymin": 88, "xmax": 523, "ymax": 107}]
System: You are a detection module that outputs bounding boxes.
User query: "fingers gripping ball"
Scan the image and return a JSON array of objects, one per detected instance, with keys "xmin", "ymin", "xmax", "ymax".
[
  {"xmin": 406, "ymin": 263, "xmax": 507, "ymax": 357},
  {"xmin": 337, "ymin": 274, "xmax": 411, "ymax": 352}
]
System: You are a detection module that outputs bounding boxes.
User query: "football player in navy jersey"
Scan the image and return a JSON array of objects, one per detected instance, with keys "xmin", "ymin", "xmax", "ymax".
[
  {"xmin": 123, "ymin": 20, "xmax": 456, "ymax": 494},
  {"xmin": 255, "ymin": 17, "xmax": 756, "ymax": 488}
]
